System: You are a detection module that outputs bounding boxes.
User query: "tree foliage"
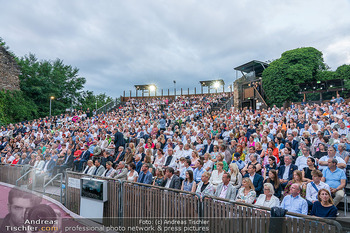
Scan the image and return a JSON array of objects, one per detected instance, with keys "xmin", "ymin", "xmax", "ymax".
[
  {"xmin": 0, "ymin": 90, "xmax": 37, "ymax": 125},
  {"xmin": 0, "ymin": 39, "xmax": 114, "ymax": 124},
  {"xmin": 77, "ymin": 91, "xmax": 114, "ymax": 111},
  {"xmin": 262, "ymin": 47, "xmax": 328, "ymax": 106},
  {"xmin": 335, "ymin": 64, "xmax": 350, "ymax": 89},
  {"xmin": 16, "ymin": 53, "xmax": 86, "ymax": 117}
]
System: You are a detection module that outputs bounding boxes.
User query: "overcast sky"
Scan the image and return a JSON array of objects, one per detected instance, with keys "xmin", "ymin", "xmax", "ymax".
[{"xmin": 1, "ymin": 0, "xmax": 350, "ymax": 98}]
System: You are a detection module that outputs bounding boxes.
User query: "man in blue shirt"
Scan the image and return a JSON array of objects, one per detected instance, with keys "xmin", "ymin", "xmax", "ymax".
[
  {"xmin": 280, "ymin": 183, "xmax": 308, "ymax": 215},
  {"xmin": 322, "ymin": 158, "xmax": 346, "ymax": 206},
  {"xmin": 193, "ymin": 160, "xmax": 205, "ymax": 183},
  {"xmin": 137, "ymin": 164, "xmax": 153, "ymax": 185},
  {"xmin": 179, "ymin": 159, "xmax": 193, "ymax": 181}
]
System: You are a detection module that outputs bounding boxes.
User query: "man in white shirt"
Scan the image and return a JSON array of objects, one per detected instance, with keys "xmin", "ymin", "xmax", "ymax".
[
  {"xmin": 174, "ymin": 142, "xmax": 185, "ymax": 160},
  {"xmin": 305, "ymin": 170, "xmax": 330, "ymax": 209},
  {"xmin": 318, "ymin": 145, "xmax": 346, "ymax": 171},
  {"xmin": 295, "ymin": 147, "xmax": 311, "ymax": 170},
  {"xmin": 182, "ymin": 144, "xmax": 192, "ymax": 159}
]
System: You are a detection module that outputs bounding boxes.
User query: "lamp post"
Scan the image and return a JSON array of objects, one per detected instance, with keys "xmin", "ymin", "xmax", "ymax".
[{"xmin": 49, "ymin": 96, "xmax": 54, "ymax": 117}]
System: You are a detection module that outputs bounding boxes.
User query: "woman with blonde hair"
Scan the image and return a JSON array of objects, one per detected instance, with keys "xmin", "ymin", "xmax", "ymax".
[
  {"xmin": 283, "ymin": 170, "xmax": 306, "ymax": 198},
  {"xmin": 235, "ymin": 178, "xmax": 256, "ymax": 204},
  {"xmin": 152, "ymin": 168, "xmax": 165, "ymax": 186},
  {"xmin": 228, "ymin": 163, "xmax": 242, "ymax": 189}
]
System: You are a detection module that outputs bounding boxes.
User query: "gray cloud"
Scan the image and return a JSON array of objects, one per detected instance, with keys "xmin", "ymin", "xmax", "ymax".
[{"xmin": 1, "ymin": 0, "xmax": 350, "ymax": 97}]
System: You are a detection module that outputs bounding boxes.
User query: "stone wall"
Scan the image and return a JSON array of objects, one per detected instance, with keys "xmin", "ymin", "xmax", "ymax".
[{"xmin": 0, "ymin": 46, "xmax": 20, "ymax": 91}]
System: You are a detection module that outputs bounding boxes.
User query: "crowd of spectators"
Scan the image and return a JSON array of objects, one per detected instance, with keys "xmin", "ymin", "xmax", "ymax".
[{"xmin": 0, "ymin": 92, "xmax": 349, "ymax": 219}]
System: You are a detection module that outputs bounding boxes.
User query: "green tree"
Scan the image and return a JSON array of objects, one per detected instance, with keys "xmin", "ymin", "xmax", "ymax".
[
  {"xmin": 16, "ymin": 53, "xmax": 86, "ymax": 117},
  {"xmin": 77, "ymin": 91, "xmax": 114, "ymax": 111},
  {"xmin": 335, "ymin": 64, "xmax": 350, "ymax": 89},
  {"xmin": 262, "ymin": 47, "xmax": 327, "ymax": 106},
  {"xmin": 0, "ymin": 90, "xmax": 37, "ymax": 125}
]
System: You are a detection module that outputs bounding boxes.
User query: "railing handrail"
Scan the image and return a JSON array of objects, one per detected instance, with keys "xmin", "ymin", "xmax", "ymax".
[
  {"xmin": 43, "ymin": 173, "xmax": 63, "ymax": 203},
  {"xmin": 202, "ymin": 194, "xmax": 343, "ymax": 233},
  {"xmin": 253, "ymin": 85, "xmax": 268, "ymax": 107},
  {"xmin": 15, "ymin": 167, "xmax": 33, "ymax": 186},
  {"xmin": 96, "ymin": 100, "xmax": 116, "ymax": 113}
]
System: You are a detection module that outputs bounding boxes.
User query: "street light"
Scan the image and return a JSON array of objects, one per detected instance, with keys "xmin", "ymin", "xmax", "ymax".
[
  {"xmin": 148, "ymin": 84, "xmax": 156, "ymax": 96},
  {"xmin": 49, "ymin": 96, "xmax": 54, "ymax": 117},
  {"xmin": 213, "ymin": 81, "xmax": 221, "ymax": 89}
]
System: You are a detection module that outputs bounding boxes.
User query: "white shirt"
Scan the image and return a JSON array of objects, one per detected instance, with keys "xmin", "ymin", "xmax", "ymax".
[
  {"xmin": 249, "ymin": 173, "xmax": 255, "ymax": 183},
  {"xmin": 219, "ymin": 185, "xmax": 229, "ymax": 199},
  {"xmin": 306, "ymin": 181, "xmax": 330, "ymax": 202},
  {"xmin": 165, "ymin": 175, "xmax": 174, "ymax": 188},
  {"xmin": 318, "ymin": 155, "xmax": 346, "ymax": 171},
  {"xmin": 295, "ymin": 155, "xmax": 311, "ymax": 171},
  {"xmin": 255, "ymin": 194, "xmax": 280, "ymax": 208},
  {"xmin": 282, "ymin": 165, "xmax": 291, "ymax": 180}
]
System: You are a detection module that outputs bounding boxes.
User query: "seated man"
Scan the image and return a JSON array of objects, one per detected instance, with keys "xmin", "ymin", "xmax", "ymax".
[
  {"xmin": 305, "ymin": 170, "xmax": 330, "ymax": 209},
  {"xmin": 280, "ymin": 183, "xmax": 308, "ymax": 215},
  {"xmin": 196, "ymin": 172, "xmax": 215, "ymax": 198},
  {"xmin": 214, "ymin": 172, "xmax": 237, "ymax": 201},
  {"xmin": 179, "ymin": 159, "xmax": 193, "ymax": 182},
  {"xmin": 92, "ymin": 158, "xmax": 106, "ymax": 176},
  {"xmin": 193, "ymin": 160, "xmax": 205, "ymax": 183},
  {"xmin": 137, "ymin": 164, "xmax": 153, "ymax": 185},
  {"xmin": 243, "ymin": 164, "xmax": 263, "ymax": 195},
  {"xmin": 321, "ymin": 158, "xmax": 346, "ymax": 206},
  {"xmin": 278, "ymin": 155, "xmax": 298, "ymax": 189},
  {"xmin": 162, "ymin": 167, "xmax": 181, "ymax": 189},
  {"xmin": 114, "ymin": 161, "xmax": 128, "ymax": 181},
  {"xmin": 318, "ymin": 145, "xmax": 346, "ymax": 171}
]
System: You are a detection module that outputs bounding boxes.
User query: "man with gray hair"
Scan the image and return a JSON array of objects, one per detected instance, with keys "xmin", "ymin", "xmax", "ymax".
[
  {"xmin": 278, "ymin": 155, "xmax": 298, "ymax": 189},
  {"xmin": 321, "ymin": 158, "xmax": 346, "ymax": 206},
  {"xmin": 318, "ymin": 145, "xmax": 346, "ymax": 171},
  {"xmin": 113, "ymin": 161, "xmax": 128, "ymax": 180}
]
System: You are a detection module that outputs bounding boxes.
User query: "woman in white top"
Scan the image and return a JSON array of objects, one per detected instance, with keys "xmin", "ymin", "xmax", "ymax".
[
  {"xmin": 255, "ymin": 183, "xmax": 280, "ymax": 208},
  {"xmin": 203, "ymin": 153, "xmax": 214, "ymax": 172},
  {"xmin": 127, "ymin": 163, "xmax": 138, "ymax": 182},
  {"xmin": 34, "ymin": 155, "xmax": 45, "ymax": 174},
  {"xmin": 209, "ymin": 162, "xmax": 224, "ymax": 190},
  {"xmin": 153, "ymin": 149, "xmax": 166, "ymax": 169},
  {"xmin": 228, "ymin": 163, "xmax": 242, "ymax": 190}
]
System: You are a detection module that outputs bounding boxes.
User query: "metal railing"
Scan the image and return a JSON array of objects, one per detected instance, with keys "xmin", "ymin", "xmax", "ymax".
[
  {"xmin": 202, "ymin": 195, "xmax": 342, "ymax": 233},
  {"xmin": 43, "ymin": 173, "xmax": 63, "ymax": 203},
  {"xmin": 96, "ymin": 98, "xmax": 122, "ymax": 115},
  {"xmin": 63, "ymin": 171, "xmax": 343, "ymax": 233},
  {"xmin": 16, "ymin": 167, "xmax": 33, "ymax": 186}
]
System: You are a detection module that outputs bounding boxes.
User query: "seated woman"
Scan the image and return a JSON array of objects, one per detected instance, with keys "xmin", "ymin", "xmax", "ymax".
[
  {"xmin": 209, "ymin": 162, "xmax": 225, "ymax": 190},
  {"xmin": 264, "ymin": 169, "xmax": 283, "ymax": 198},
  {"xmin": 127, "ymin": 163, "xmax": 139, "ymax": 182},
  {"xmin": 283, "ymin": 170, "xmax": 306, "ymax": 198},
  {"xmin": 255, "ymin": 183, "xmax": 280, "ymax": 208},
  {"xmin": 235, "ymin": 178, "xmax": 256, "ymax": 204},
  {"xmin": 310, "ymin": 189, "xmax": 337, "ymax": 218},
  {"xmin": 263, "ymin": 156, "xmax": 277, "ymax": 180},
  {"xmin": 228, "ymin": 163, "xmax": 242, "ymax": 190},
  {"xmin": 302, "ymin": 157, "xmax": 317, "ymax": 182},
  {"xmin": 152, "ymin": 168, "xmax": 165, "ymax": 186},
  {"xmin": 181, "ymin": 170, "xmax": 197, "ymax": 193}
]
